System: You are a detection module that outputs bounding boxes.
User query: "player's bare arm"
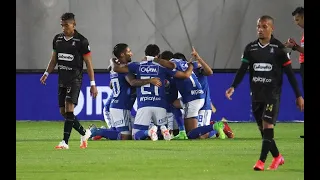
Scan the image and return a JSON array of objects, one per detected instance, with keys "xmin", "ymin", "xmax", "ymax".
[
  {"xmin": 125, "ymin": 73, "xmax": 162, "ymax": 87},
  {"xmin": 83, "ymin": 54, "xmax": 98, "ymax": 98},
  {"xmin": 284, "ymin": 38, "xmax": 304, "ymax": 54},
  {"xmin": 225, "ymin": 62, "xmax": 249, "ymax": 100},
  {"xmin": 40, "ymin": 51, "xmax": 57, "ymax": 85},
  {"xmin": 113, "ymin": 63, "xmax": 129, "ymax": 73},
  {"xmin": 191, "ymin": 47, "xmax": 213, "ymax": 76},
  {"xmin": 174, "ymin": 62, "xmax": 194, "ymax": 79},
  {"xmin": 153, "ymin": 58, "xmax": 176, "ymax": 69}
]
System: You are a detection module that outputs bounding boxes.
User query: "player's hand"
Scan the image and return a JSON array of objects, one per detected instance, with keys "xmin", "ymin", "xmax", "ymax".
[
  {"xmin": 150, "ymin": 77, "xmax": 162, "ymax": 87},
  {"xmin": 40, "ymin": 74, "xmax": 48, "ymax": 85},
  {"xmin": 284, "ymin": 41, "xmax": 295, "ymax": 49},
  {"xmin": 111, "ymin": 58, "xmax": 121, "ymax": 65},
  {"xmin": 191, "ymin": 46, "xmax": 199, "ymax": 58},
  {"xmin": 288, "ymin": 38, "xmax": 297, "ymax": 45},
  {"xmin": 296, "ymin": 96, "xmax": 304, "ymax": 112},
  {"xmin": 141, "ymin": 57, "xmax": 147, "ymax": 61},
  {"xmin": 90, "ymin": 85, "xmax": 98, "ymax": 98},
  {"xmin": 284, "ymin": 38, "xmax": 296, "ymax": 49},
  {"xmin": 225, "ymin": 87, "xmax": 235, "ymax": 100}
]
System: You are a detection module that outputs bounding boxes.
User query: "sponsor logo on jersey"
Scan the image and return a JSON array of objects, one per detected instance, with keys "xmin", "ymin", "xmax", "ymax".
[
  {"xmin": 139, "ymin": 65, "xmax": 159, "ymax": 75},
  {"xmin": 58, "ymin": 53, "xmax": 74, "ymax": 61},
  {"xmin": 253, "ymin": 63, "xmax": 272, "ymax": 71},
  {"xmin": 139, "ymin": 96, "xmax": 161, "ymax": 102},
  {"xmin": 58, "ymin": 65, "xmax": 73, "ymax": 70},
  {"xmin": 191, "ymin": 89, "xmax": 204, "ymax": 95},
  {"xmin": 252, "ymin": 76, "xmax": 271, "ymax": 83},
  {"xmin": 269, "ymin": 44, "xmax": 279, "ymax": 48}
]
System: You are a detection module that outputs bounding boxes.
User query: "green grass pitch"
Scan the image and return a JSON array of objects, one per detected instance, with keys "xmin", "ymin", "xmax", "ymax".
[{"xmin": 16, "ymin": 121, "xmax": 304, "ymax": 180}]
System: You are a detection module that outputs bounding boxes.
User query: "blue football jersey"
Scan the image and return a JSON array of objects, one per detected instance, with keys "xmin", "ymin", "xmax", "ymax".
[
  {"xmin": 193, "ymin": 65, "xmax": 212, "ymax": 110},
  {"xmin": 104, "ymin": 92, "xmax": 113, "ymax": 112},
  {"xmin": 109, "ymin": 71, "xmax": 132, "ymax": 110},
  {"xmin": 127, "ymin": 86, "xmax": 137, "ymax": 109},
  {"xmin": 170, "ymin": 59, "xmax": 205, "ymax": 103},
  {"xmin": 128, "ymin": 60, "xmax": 177, "ymax": 109},
  {"xmin": 165, "ymin": 76, "xmax": 178, "ymax": 111}
]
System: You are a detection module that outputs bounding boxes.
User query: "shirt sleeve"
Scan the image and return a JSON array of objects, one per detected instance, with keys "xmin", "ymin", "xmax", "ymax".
[
  {"xmin": 165, "ymin": 68, "xmax": 177, "ymax": 77},
  {"xmin": 241, "ymin": 44, "xmax": 251, "ymax": 63},
  {"xmin": 80, "ymin": 38, "xmax": 91, "ymax": 56},
  {"xmin": 278, "ymin": 43, "xmax": 292, "ymax": 67},
  {"xmin": 128, "ymin": 62, "xmax": 138, "ymax": 74},
  {"xmin": 52, "ymin": 35, "xmax": 57, "ymax": 51}
]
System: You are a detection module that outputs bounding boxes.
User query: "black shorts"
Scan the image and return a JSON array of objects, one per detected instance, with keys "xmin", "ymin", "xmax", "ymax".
[
  {"xmin": 58, "ymin": 81, "xmax": 82, "ymax": 107},
  {"xmin": 252, "ymin": 99, "xmax": 280, "ymax": 127}
]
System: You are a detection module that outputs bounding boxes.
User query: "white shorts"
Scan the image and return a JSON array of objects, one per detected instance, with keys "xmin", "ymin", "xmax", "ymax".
[
  {"xmin": 132, "ymin": 107, "xmax": 167, "ymax": 135},
  {"xmin": 179, "ymin": 98, "xmax": 205, "ymax": 119},
  {"xmin": 166, "ymin": 112, "xmax": 175, "ymax": 130},
  {"xmin": 109, "ymin": 108, "xmax": 132, "ymax": 135},
  {"xmin": 103, "ymin": 106, "xmax": 113, "ymax": 129},
  {"xmin": 198, "ymin": 110, "xmax": 212, "ymax": 127}
]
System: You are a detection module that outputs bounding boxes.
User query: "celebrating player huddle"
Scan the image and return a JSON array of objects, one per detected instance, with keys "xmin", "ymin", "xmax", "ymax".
[{"xmin": 88, "ymin": 43, "xmax": 233, "ymax": 142}]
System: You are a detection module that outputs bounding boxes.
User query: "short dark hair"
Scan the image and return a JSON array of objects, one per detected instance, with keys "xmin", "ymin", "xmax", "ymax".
[
  {"xmin": 173, "ymin": 52, "xmax": 187, "ymax": 61},
  {"xmin": 113, "ymin": 43, "xmax": 128, "ymax": 58},
  {"xmin": 258, "ymin": 15, "xmax": 274, "ymax": 24},
  {"xmin": 145, "ymin": 44, "xmax": 160, "ymax": 57},
  {"xmin": 61, "ymin": 12, "xmax": 75, "ymax": 21},
  {"xmin": 292, "ymin": 7, "xmax": 304, "ymax": 16},
  {"xmin": 160, "ymin": 51, "xmax": 173, "ymax": 60}
]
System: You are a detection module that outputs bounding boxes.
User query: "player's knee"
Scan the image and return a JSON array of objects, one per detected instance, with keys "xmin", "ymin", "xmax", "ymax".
[
  {"xmin": 65, "ymin": 112, "xmax": 75, "ymax": 121},
  {"xmin": 65, "ymin": 100, "xmax": 75, "ymax": 112}
]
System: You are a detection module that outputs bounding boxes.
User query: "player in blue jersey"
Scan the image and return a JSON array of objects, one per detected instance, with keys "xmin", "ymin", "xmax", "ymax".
[
  {"xmin": 168, "ymin": 54, "xmax": 206, "ymax": 139},
  {"xmin": 113, "ymin": 44, "xmax": 195, "ymax": 141},
  {"xmin": 174, "ymin": 49, "xmax": 227, "ymax": 139},
  {"xmin": 103, "ymin": 90, "xmax": 113, "ymax": 129},
  {"xmin": 160, "ymin": 51, "xmax": 180, "ymax": 136},
  {"xmin": 102, "ymin": 43, "xmax": 162, "ymax": 140}
]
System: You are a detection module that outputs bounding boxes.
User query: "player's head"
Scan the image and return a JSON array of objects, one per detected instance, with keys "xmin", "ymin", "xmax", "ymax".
[
  {"xmin": 256, "ymin": 15, "xmax": 274, "ymax": 40},
  {"xmin": 145, "ymin": 44, "xmax": 160, "ymax": 57},
  {"xmin": 113, "ymin": 43, "xmax": 132, "ymax": 63},
  {"xmin": 173, "ymin": 52, "xmax": 187, "ymax": 61},
  {"xmin": 60, "ymin": 12, "xmax": 76, "ymax": 37},
  {"xmin": 292, "ymin": 7, "xmax": 304, "ymax": 29},
  {"xmin": 160, "ymin": 51, "xmax": 173, "ymax": 60}
]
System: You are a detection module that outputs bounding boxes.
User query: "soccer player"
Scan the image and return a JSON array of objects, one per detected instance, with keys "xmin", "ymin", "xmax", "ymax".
[
  {"xmin": 284, "ymin": 6, "xmax": 304, "ymax": 138},
  {"xmin": 225, "ymin": 15, "xmax": 304, "ymax": 171},
  {"xmin": 160, "ymin": 50, "xmax": 178, "ymax": 135},
  {"xmin": 40, "ymin": 12, "xmax": 98, "ymax": 149},
  {"xmin": 171, "ymin": 51, "xmax": 226, "ymax": 140},
  {"xmin": 113, "ymin": 44, "xmax": 194, "ymax": 141},
  {"xmin": 169, "ymin": 52, "xmax": 208, "ymax": 139},
  {"xmin": 108, "ymin": 43, "xmax": 162, "ymax": 140}
]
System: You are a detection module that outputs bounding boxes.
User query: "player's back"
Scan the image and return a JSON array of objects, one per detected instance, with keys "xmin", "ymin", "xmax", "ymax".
[
  {"xmin": 170, "ymin": 59, "xmax": 205, "ymax": 103},
  {"xmin": 128, "ymin": 60, "xmax": 173, "ymax": 109},
  {"xmin": 193, "ymin": 66, "xmax": 211, "ymax": 109},
  {"xmin": 109, "ymin": 71, "xmax": 132, "ymax": 110}
]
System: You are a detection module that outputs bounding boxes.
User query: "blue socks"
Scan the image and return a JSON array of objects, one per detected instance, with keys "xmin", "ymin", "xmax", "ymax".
[
  {"xmin": 171, "ymin": 105, "xmax": 185, "ymax": 131},
  {"xmin": 187, "ymin": 125, "xmax": 215, "ymax": 139},
  {"xmin": 95, "ymin": 128, "xmax": 121, "ymax": 140},
  {"xmin": 134, "ymin": 130, "xmax": 149, "ymax": 140}
]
